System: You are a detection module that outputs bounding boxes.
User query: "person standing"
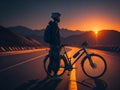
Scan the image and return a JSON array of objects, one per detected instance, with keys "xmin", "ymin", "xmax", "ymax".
[{"xmin": 44, "ymin": 12, "xmax": 61, "ymax": 80}]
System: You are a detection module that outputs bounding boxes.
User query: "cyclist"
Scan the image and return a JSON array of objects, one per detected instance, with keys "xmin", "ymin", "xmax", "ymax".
[{"xmin": 44, "ymin": 12, "xmax": 62, "ymax": 80}]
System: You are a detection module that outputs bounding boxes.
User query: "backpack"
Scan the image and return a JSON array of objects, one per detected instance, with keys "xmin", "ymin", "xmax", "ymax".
[{"xmin": 44, "ymin": 24, "xmax": 52, "ymax": 43}]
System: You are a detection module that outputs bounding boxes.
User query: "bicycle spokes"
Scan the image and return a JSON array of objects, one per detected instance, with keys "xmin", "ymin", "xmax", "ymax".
[
  {"xmin": 90, "ymin": 61, "xmax": 97, "ymax": 69},
  {"xmin": 82, "ymin": 54, "xmax": 107, "ymax": 78}
]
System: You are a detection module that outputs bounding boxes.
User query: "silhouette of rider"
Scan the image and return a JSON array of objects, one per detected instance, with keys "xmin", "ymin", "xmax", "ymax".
[{"xmin": 46, "ymin": 12, "xmax": 61, "ymax": 79}]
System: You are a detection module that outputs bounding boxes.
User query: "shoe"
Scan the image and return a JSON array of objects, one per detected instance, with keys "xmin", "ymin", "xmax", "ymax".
[
  {"xmin": 46, "ymin": 75, "xmax": 51, "ymax": 79},
  {"xmin": 52, "ymin": 75, "xmax": 62, "ymax": 81}
]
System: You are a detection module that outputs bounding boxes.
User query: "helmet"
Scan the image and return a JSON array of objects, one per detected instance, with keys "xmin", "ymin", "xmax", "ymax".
[{"xmin": 51, "ymin": 12, "xmax": 61, "ymax": 19}]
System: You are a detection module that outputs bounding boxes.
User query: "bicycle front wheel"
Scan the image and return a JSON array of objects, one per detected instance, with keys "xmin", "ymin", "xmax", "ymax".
[
  {"xmin": 81, "ymin": 54, "xmax": 107, "ymax": 79},
  {"xmin": 44, "ymin": 55, "xmax": 66, "ymax": 77}
]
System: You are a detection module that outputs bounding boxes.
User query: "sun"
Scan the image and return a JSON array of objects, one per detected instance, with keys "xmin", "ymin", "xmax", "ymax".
[
  {"xmin": 95, "ymin": 31, "xmax": 98, "ymax": 35},
  {"xmin": 92, "ymin": 27, "xmax": 100, "ymax": 35},
  {"xmin": 94, "ymin": 31, "xmax": 99, "ymax": 38}
]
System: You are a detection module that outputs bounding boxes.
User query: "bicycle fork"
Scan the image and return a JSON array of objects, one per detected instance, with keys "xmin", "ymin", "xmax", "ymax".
[{"xmin": 87, "ymin": 55, "xmax": 96, "ymax": 68}]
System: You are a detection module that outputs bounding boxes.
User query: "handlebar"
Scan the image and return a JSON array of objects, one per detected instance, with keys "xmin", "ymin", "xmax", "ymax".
[
  {"xmin": 60, "ymin": 44, "xmax": 68, "ymax": 49},
  {"xmin": 81, "ymin": 41, "xmax": 88, "ymax": 47}
]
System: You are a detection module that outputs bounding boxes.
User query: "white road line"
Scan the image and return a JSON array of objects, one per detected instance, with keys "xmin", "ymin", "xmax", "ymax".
[{"xmin": 0, "ymin": 53, "xmax": 47, "ymax": 73}]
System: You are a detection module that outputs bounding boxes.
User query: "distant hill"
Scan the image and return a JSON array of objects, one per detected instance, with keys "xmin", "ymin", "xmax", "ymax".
[
  {"xmin": 7, "ymin": 25, "xmax": 120, "ymax": 47},
  {"xmin": 64, "ymin": 31, "xmax": 96, "ymax": 46},
  {"xmin": 60, "ymin": 29, "xmax": 84, "ymax": 38},
  {"xmin": 8, "ymin": 26, "xmax": 83, "ymax": 37},
  {"xmin": 97, "ymin": 30, "xmax": 120, "ymax": 46},
  {"xmin": 8, "ymin": 26, "xmax": 83, "ymax": 44},
  {"xmin": 64, "ymin": 30, "xmax": 120, "ymax": 47},
  {"xmin": 0, "ymin": 26, "xmax": 42, "ymax": 47}
]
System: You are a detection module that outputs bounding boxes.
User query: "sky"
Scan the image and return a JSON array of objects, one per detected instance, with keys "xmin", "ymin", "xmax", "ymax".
[{"xmin": 0, "ymin": 0, "xmax": 120, "ymax": 32}]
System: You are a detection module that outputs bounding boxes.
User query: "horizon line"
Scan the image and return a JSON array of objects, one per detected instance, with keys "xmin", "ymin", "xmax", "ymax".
[{"xmin": 1, "ymin": 25, "xmax": 120, "ymax": 32}]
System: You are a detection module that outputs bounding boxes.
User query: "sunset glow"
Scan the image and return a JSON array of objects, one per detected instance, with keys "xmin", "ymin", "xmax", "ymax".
[
  {"xmin": 95, "ymin": 31, "xmax": 98, "ymax": 35},
  {"xmin": 61, "ymin": 13, "xmax": 120, "ymax": 31},
  {"xmin": 0, "ymin": 0, "xmax": 120, "ymax": 31}
]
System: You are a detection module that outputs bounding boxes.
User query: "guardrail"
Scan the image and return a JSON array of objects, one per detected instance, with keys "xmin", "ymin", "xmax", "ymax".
[
  {"xmin": 89, "ymin": 46, "xmax": 120, "ymax": 53},
  {"xmin": 0, "ymin": 46, "xmax": 43, "ymax": 52}
]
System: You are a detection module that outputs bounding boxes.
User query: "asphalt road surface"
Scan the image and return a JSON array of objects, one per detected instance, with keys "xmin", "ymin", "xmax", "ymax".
[{"xmin": 0, "ymin": 47, "xmax": 120, "ymax": 90}]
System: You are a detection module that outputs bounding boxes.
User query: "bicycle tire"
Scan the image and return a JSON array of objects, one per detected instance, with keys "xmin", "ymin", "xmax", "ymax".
[
  {"xmin": 81, "ymin": 54, "xmax": 107, "ymax": 79},
  {"xmin": 44, "ymin": 55, "xmax": 66, "ymax": 77}
]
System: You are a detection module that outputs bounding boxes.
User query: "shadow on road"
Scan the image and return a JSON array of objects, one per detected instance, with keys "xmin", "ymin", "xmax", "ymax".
[
  {"xmin": 15, "ymin": 76, "xmax": 62, "ymax": 90},
  {"xmin": 75, "ymin": 78, "xmax": 107, "ymax": 90}
]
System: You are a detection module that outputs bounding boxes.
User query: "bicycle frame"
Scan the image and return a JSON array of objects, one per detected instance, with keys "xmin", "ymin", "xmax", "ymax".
[
  {"xmin": 44, "ymin": 44, "xmax": 107, "ymax": 78},
  {"xmin": 62, "ymin": 46, "xmax": 89, "ymax": 67}
]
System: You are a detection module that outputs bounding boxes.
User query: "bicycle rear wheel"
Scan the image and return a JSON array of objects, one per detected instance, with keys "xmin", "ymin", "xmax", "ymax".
[
  {"xmin": 44, "ymin": 55, "xmax": 66, "ymax": 77},
  {"xmin": 81, "ymin": 54, "xmax": 107, "ymax": 79}
]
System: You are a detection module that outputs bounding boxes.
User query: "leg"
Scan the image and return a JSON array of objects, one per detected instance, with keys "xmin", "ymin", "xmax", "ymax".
[
  {"xmin": 53, "ymin": 48, "xmax": 60, "ymax": 75},
  {"xmin": 47, "ymin": 50, "xmax": 54, "ymax": 74},
  {"xmin": 47, "ymin": 56, "xmax": 54, "ymax": 73}
]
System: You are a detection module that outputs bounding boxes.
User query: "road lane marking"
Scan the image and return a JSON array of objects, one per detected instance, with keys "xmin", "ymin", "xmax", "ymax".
[
  {"xmin": 68, "ymin": 47, "xmax": 79, "ymax": 90},
  {"xmin": 0, "ymin": 53, "xmax": 47, "ymax": 73},
  {"xmin": 69, "ymin": 64, "xmax": 78, "ymax": 90}
]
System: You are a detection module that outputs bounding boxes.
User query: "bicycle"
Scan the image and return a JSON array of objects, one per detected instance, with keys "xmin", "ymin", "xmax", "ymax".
[{"xmin": 44, "ymin": 42, "xmax": 107, "ymax": 79}]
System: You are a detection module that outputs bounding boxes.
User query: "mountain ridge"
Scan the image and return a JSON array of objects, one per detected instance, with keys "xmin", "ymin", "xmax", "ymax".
[
  {"xmin": 0, "ymin": 26, "xmax": 42, "ymax": 47},
  {"xmin": 4, "ymin": 25, "xmax": 120, "ymax": 47}
]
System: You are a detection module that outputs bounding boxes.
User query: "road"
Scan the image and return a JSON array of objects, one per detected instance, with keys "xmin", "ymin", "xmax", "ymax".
[{"xmin": 0, "ymin": 47, "xmax": 120, "ymax": 90}]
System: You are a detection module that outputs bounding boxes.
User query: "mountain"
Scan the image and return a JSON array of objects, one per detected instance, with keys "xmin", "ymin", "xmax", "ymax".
[
  {"xmin": 0, "ymin": 26, "xmax": 42, "ymax": 47},
  {"xmin": 60, "ymin": 29, "xmax": 84, "ymax": 38},
  {"xmin": 9, "ymin": 26, "xmax": 83, "ymax": 37},
  {"xmin": 8, "ymin": 26, "xmax": 44, "ymax": 44},
  {"xmin": 8, "ymin": 26, "xmax": 38, "ymax": 36},
  {"xmin": 97, "ymin": 30, "xmax": 120, "ymax": 46},
  {"xmin": 7, "ymin": 26, "xmax": 120, "ymax": 47},
  {"xmin": 64, "ymin": 30, "xmax": 120, "ymax": 47},
  {"xmin": 8, "ymin": 26, "xmax": 83, "ymax": 44},
  {"xmin": 64, "ymin": 31, "xmax": 96, "ymax": 46}
]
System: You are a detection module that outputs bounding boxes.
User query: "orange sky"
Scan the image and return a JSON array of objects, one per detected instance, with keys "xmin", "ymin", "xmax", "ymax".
[
  {"xmin": 1, "ymin": 0, "xmax": 120, "ymax": 32},
  {"xmin": 60, "ymin": 12, "xmax": 120, "ymax": 32}
]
